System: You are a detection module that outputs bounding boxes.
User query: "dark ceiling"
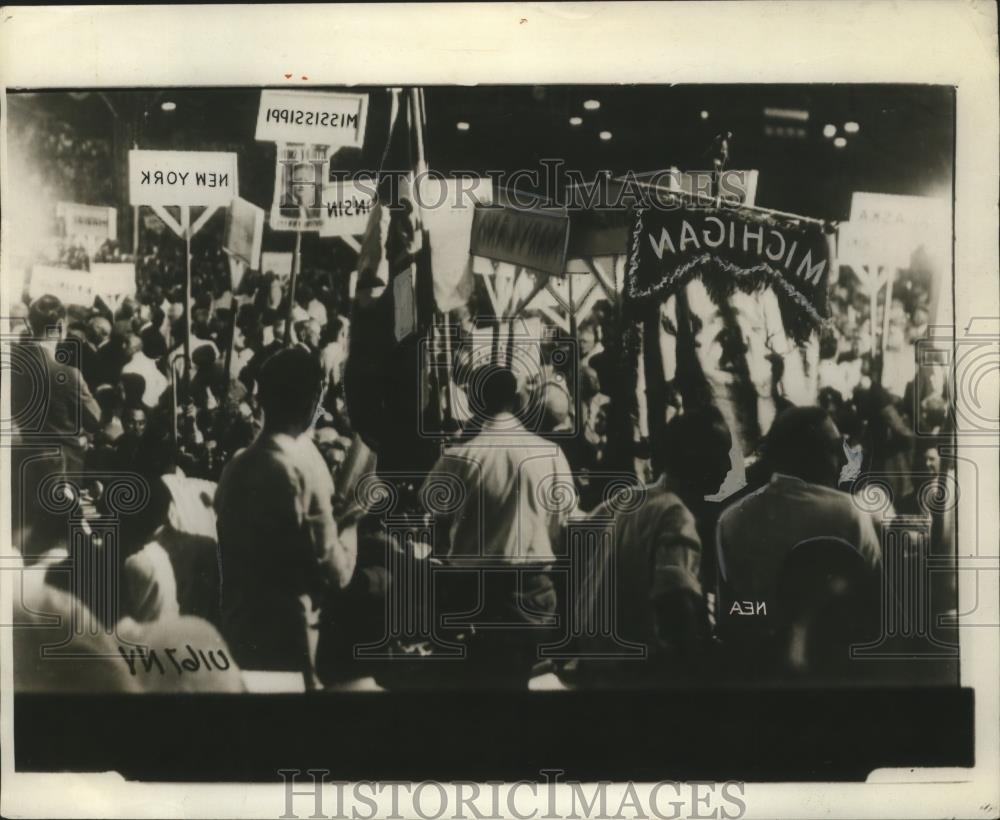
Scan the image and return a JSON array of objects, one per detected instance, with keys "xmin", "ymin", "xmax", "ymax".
[{"xmin": 7, "ymin": 84, "xmax": 954, "ymax": 223}]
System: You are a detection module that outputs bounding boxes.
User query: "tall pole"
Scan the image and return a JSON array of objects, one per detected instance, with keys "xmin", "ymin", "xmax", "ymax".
[
  {"xmin": 181, "ymin": 205, "xmax": 193, "ymax": 401},
  {"xmin": 568, "ymin": 270, "xmax": 578, "ymax": 340},
  {"xmin": 442, "ymin": 310, "xmax": 454, "ymax": 423},
  {"xmin": 285, "ymin": 225, "xmax": 303, "ymax": 346},
  {"xmin": 221, "ymin": 254, "xmax": 242, "ymax": 400},
  {"xmin": 866, "ymin": 265, "xmax": 879, "ymax": 383},
  {"xmin": 642, "ymin": 302, "xmax": 667, "ymax": 471},
  {"xmin": 169, "ymin": 355, "xmax": 179, "ymax": 450},
  {"xmin": 878, "ymin": 266, "xmax": 896, "ymax": 387}
]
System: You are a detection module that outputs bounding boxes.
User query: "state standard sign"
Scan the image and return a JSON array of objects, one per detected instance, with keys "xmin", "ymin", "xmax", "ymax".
[
  {"xmin": 129, "ymin": 150, "xmax": 238, "ymax": 207},
  {"xmin": 255, "ymin": 89, "xmax": 368, "ymax": 148}
]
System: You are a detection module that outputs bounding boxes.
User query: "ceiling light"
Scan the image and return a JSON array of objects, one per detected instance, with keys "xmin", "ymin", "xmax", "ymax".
[
  {"xmin": 599, "ymin": 130, "xmax": 612, "ymax": 141},
  {"xmin": 833, "ymin": 136, "xmax": 847, "ymax": 148},
  {"xmin": 456, "ymin": 121, "xmax": 470, "ymax": 131},
  {"xmin": 569, "ymin": 116, "xmax": 582, "ymax": 126},
  {"xmin": 160, "ymin": 101, "xmax": 177, "ymax": 112},
  {"xmin": 583, "ymin": 99, "xmax": 601, "ymax": 111},
  {"xmin": 823, "ymin": 124, "xmax": 836, "ymax": 138},
  {"xmin": 844, "ymin": 121, "xmax": 860, "ymax": 134},
  {"xmin": 763, "ymin": 106, "xmax": 810, "ymax": 122},
  {"xmin": 700, "ymin": 110, "xmax": 709, "ymax": 120}
]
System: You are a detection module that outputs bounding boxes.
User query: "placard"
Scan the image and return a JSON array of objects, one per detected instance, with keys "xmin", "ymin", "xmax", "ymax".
[
  {"xmin": 224, "ymin": 196, "xmax": 265, "ymax": 269},
  {"xmin": 837, "ymin": 221, "xmax": 909, "ymax": 271},
  {"xmin": 56, "ymin": 202, "xmax": 117, "ymax": 250},
  {"xmin": 317, "ymin": 180, "xmax": 377, "ymax": 238},
  {"xmin": 88, "ymin": 263, "xmax": 137, "ymax": 309},
  {"xmin": 260, "ymin": 252, "xmax": 293, "ymax": 280},
  {"xmin": 28, "ymin": 264, "xmax": 134, "ymax": 309},
  {"xmin": 255, "ymin": 89, "xmax": 368, "ymax": 147},
  {"xmin": 270, "ymin": 144, "xmax": 329, "ymax": 232},
  {"xmin": 841, "ymin": 191, "xmax": 950, "ymax": 269},
  {"xmin": 128, "ymin": 149, "xmax": 239, "ymax": 207},
  {"xmin": 28, "ymin": 266, "xmax": 85, "ymax": 305},
  {"xmin": 29, "ymin": 264, "xmax": 136, "ymax": 309},
  {"xmin": 469, "ymin": 204, "xmax": 570, "ymax": 277}
]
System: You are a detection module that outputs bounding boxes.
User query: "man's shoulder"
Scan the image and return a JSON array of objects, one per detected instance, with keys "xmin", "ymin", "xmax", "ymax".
[
  {"xmin": 218, "ymin": 440, "xmax": 310, "ymax": 517},
  {"xmin": 718, "ymin": 480, "xmax": 771, "ymax": 524},
  {"xmin": 730, "ymin": 476, "xmax": 868, "ymax": 528},
  {"xmin": 599, "ymin": 481, "xmax": 691, "ymax": 525},
  {"xmin": 796, "ymin": 480, "xmax": 861, "ymax": 514},
  {"xmin": 641, "ymin": 484, "xmax": 697, "ymax": 529},
  {"xmin": 220, "ymin": 436, "xmax": 291, "ymax": 480}
]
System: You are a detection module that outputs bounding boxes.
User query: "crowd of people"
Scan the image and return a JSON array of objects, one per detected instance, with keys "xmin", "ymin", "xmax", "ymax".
[{"xmin": 8, "ymin": 223, "xmax": 956, "ymax": 693}]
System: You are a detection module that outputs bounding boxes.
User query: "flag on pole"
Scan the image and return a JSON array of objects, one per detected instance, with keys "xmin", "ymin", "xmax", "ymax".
[{"xmin": 356, "ymin": 88, "xmax": 420, "ymax": 291}]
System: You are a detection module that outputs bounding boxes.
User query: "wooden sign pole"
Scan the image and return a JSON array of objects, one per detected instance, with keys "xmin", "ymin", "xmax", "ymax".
[
  {"xmin": 284, "ymin": 222, "xmax": 304, "ymax": 346},
  {"xmin": 181, "ymin": 205, "xmax": 193, "ymax": 398},
  {"xmin": 442, "ymin": 310, "xmax": 454, "ymax": 423},
  {"xmin": 567, "ymin": 269, "xmax": 578, "ymax": 340},
  {"xmin": 169, "ymin": 356, "xmax": 179, "ymax": 450},
  {"xmin": 221, "ymin": 254, "xmax": 245, "ymax": 399}
]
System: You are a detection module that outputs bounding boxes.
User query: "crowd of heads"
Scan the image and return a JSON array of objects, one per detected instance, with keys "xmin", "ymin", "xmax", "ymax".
[
  {"xmin": 15, "ymin": 233, "xmax": 358, "ymax": 487},
  {"xmin": 10, "ymin": 227, "xmax": 953, "ymax": 691}
]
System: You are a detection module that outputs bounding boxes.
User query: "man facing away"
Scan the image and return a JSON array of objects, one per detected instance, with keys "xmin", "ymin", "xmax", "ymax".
[
  {"xmin": 11, "ymin": 296, "xmax": 103, "ymax": 559},
  {"xmin": 421, "ymin": 366, "xmax": 576, "ymax": 687},
  {"xmin": 716, "ymin": 406, "xmax": 881, "ymax": 644},
  {"xmin": 215, "ymin": 347, "xmax": 356, "ymax": 675},
  {"xmin": 11, "ymin": 296, "xmax": 103, "ymax": 467},
  {"xmin": 576, "ymin": 406, "xmax": 733, "ymax": 682}
]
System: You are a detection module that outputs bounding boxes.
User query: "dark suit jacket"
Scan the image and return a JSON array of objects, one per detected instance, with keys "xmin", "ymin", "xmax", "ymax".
[
  {"xmin": 10, "ymin": 341, "xmax": 102, "ymax": 459},
  {"xmin": 10, "ymin": 342, "xmax": 102, "ymax": 541}
]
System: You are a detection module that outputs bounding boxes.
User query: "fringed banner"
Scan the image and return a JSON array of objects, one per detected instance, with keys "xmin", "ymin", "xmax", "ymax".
[
  {"xmin": 624, "ymin": 204, "xmax": 834, "ymax": 343},
  {"xmin": 470, "ymin": 203, "xmax": 570, "ymax": 278}
]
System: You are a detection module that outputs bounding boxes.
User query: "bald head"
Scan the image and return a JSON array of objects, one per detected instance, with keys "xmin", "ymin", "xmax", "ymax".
[
  {"xmin": 541, "ymin": 382, "xmax": 571, "ymax": 431},
  {"xmin": 90, "ymin": 316, "xmax": 112, "ymax": 344}
]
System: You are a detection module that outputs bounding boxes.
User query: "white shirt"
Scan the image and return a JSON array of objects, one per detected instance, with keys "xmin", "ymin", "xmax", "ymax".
[
  {"xmin": 122, "ymin": 541, "xmax": 180, "ymax": 623},
  {"xmin": 215, "ymin": 431, "xmax": 354, "ymax": 671},
  {"xmin": 320, "ymin": 342, "xmax": 347, "ymax": 387},
  {"xmin": 230, "ymin": 347, "xmax": 254, "ymax": 380},
  {"xmin": 422, "ymin": 413, "xmax": 576, "ymax": 564},
  {"xmin": 122, "ymin": 351, "xmax": 168, "ymax": 408},
  {"xmin": 717, "ymin": 473, "xmax": 881, "ymax": 606}
]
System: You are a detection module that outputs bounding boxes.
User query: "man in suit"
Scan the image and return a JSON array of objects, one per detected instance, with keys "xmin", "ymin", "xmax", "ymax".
[
  {"xmin": 716, "ymin": 406, "xmax": 882, "ymax": 650},
  {"xmin": 10, "ymin": 295, "xmax": 102, "ymax": 557}
]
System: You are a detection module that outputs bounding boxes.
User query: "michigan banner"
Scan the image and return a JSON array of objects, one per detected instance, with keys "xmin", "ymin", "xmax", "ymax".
[{"xmin": 625, "ymin": 203, "xmax": 834, "ymax": 342}]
